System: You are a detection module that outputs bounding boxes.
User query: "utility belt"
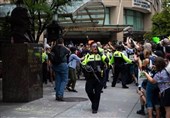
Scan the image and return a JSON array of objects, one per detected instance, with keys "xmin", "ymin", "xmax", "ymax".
[
  {"xmin": 114, "ymin": 63, "xmax": 126, "ymax": 66},
  {"xmin": 88, "ymin": 70, "xmax": 104, "ymax": 78},
  {"xmin": 82, "ymin": 65, "xmax": 104, "ymax": 78}
]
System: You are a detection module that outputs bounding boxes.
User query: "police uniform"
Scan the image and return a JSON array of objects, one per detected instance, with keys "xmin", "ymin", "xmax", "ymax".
[
  {"xmin": 103, "ymin": 49, "xmax": 112, "ymax": 88},
  {"xmin": 82, "ymin": 51, "xmax": 108, "ymax": 113},
  {"xmin": 110, "ymin": 50, "xmax": 132, "ymax": 88}
]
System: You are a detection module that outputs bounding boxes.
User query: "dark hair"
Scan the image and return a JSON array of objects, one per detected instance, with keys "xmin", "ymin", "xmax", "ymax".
[
  {"xmin": 166, "ymin": 53, "xmax": 170, "ymax": 61},
  {"xmin": 154, "ymin": 57, "xmax": 166, "ymax": 71},
  {"xmin": 70, "ymin": 47, "xmax": 77, "ymax": 53},
  {"xmin": 57, "ymin": 38, "xmax": 64, "ymax": 44},
  {"xmin": 115, "ymin": 45, "xmax": 123, "ymax": 51}
]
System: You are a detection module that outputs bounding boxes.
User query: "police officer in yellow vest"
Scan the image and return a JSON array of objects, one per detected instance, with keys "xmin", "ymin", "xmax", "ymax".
[
  {"xmin": 110, "ymin": 45, "xmax": 133, "ymax": 88},
  {"xmin": 82, "ymin": 42, "xmax": 109, "ymax": 114},
  {"xmin": 103, "ymin": 49, "xmax": 112, "ymax": 88}
]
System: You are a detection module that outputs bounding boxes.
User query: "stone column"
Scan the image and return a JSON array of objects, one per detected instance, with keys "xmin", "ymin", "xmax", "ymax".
[{"xmin": 2, "ymin": 43, "xmax": 43, "ymax": 102}]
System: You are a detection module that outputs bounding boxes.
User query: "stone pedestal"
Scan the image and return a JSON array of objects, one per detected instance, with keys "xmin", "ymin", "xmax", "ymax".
[{"xmin": 2, "ymin": 44, "xmax": 43, "ymax": 102}]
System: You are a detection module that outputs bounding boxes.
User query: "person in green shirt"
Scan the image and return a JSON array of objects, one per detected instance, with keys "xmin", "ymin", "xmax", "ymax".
[{"xmin": 42, "ymin": 48, "xmax": 48, "ymax": 84}]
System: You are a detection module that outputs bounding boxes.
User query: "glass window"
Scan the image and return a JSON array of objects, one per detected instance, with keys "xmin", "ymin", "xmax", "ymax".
[
  {"xmin": 0, "ymin": 4, "xmax": 16, "ymax": 17},
  {"xmin": 127, "ymin": 16, "xmax": 133, "ymax": 25},
  {"xmin": 126, "ymin": 10, "xmax": 133, "ymax": 16},
  {"xmin": 104, "ymin": 7, "xmax": 110, "ymax": 25},
  {"xmin": 124, "ymin": 9, "xmax": 144, "ymax": 31}
]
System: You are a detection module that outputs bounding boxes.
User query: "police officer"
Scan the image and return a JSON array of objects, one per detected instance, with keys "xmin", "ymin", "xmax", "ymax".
[
  {"xmin": 110, "ymin": 45, "xmax": 133, "ymax": 88},
  {"xmin": 82, "ymin": 42, "xmax": 109, "ymax": 114}
]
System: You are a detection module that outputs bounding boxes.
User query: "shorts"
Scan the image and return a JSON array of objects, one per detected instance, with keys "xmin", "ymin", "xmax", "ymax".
[
  {"xmin": 146, "ymin": 82, "xmax": 160, "ymax": 108},
  {"xmin": 130, "ymin": 64, "xmax": 138, "ymax": 78},
  {"xmin": 129, "ymin": 64, "xmax": 135, "ymax": 75},
  {"xmin": 161, "ymin": 87, "xmax": 170, "ymax": 107}
]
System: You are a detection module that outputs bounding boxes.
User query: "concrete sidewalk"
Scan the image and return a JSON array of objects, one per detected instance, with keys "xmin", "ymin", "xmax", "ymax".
[{"xmin": 0, "ymin": 78, "xmax": 146, "ymax": 118}]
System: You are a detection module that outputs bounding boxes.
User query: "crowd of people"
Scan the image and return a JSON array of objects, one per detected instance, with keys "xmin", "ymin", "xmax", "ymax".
[{"xmin": 41, "ymin": 37, "xmax": 170, "ymax": 117}]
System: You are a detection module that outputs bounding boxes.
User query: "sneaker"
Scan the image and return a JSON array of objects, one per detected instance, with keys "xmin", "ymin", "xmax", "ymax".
[
  {"xmin": 136, "ymin": 110, "xmax": 145, "ymax": 115},
  {"xmin": 104, "ymin": 86, "xmax": 107, "ymax": 89},
  {"xmin": 111, "ymin": 84, "xmax": 115, "ymax": 87},
  {"xmin": 122, "ymin": 86, "xmax": 129, "ymax": 89},
  {"xmin": 92, "ymin": 110, "xmax": 98, "ymax": 114},
  {"xmin": 66, "ymin": 87, "xmax": 72, "ymax": 91},
  {"xmin": 56, "ymin": 96, "xmax": 64, "ymax": 101},
  {"xmin": 71, "ymin": 89, "xmax": 78, "ymax": 92},
  {"xmin": 135, "ymin": 83, "xmax": 139, "ymax": 86}
]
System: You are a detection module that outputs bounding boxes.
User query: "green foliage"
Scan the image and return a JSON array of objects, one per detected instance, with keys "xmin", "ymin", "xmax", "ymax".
[
  {"xmin": 23, "ymin": 0, "xmax": 54, "ymax": 42},
  {"xmin": 0, "ymin": 16, "xmax": 11, "ymax": 43},
  {"xmin": 0, "ymin": 4, "xmax": 15, "ymax": 43},
  {"xmin": 151, "ymin": 0, "xmax": 170, "ymax": 38},
  {"xmin": 143, "ymin": 32, "xmax": 154, "ymax": 40},
  {"xmin": 7, "ymin": 0, "xmax": 76, "ymax": 43}
]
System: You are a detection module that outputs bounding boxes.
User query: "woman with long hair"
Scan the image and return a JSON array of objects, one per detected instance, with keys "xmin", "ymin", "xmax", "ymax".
[{"xmin": 143, "ymin": 57, "xmax": 170, "ymax": 118}]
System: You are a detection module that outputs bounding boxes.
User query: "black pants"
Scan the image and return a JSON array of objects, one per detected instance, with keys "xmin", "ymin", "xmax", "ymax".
[
  {"xmin": 85, "ymin": 75, "xmax": 103, "ymax": 111},
  {"xmin": 112, "ymin": 64, "xmax": 128, "ymax": 86},
  {"xmin": 42, "ymin": 62, "xmax": 47, "ymax": 84},
  {"xmin": 103, "ymin": 68, "xmax": 110, "ymax": 87}
]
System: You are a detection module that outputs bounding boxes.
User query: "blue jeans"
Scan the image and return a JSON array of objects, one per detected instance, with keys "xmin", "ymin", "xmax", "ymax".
[
  {"xmin": 53, "ymin": 63, "xmax": 68, "ymax": 97},
  {"xmin": 146, "ymin": 82, "xmax": 160, "ymax": 109}
]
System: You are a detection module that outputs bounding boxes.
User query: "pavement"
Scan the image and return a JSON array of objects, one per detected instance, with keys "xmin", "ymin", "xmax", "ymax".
[{"xmin": 0, "ymin": 76, "xmax": 146, "ymax": 118}]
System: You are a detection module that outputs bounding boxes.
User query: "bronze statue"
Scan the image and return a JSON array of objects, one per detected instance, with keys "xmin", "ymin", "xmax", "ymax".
[{"xmin": 11, "ymin": 7, "xmax": 34, "ymax": 43}]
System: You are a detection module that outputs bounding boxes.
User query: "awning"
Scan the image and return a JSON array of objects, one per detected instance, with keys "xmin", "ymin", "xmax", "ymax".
[
  {"xmin": 63, "ymin": 25, "xmax": 130, "ymax": 40},
  {"xmin": 58, "ymin": 0, "xmax": 105, "ymax": 27}
]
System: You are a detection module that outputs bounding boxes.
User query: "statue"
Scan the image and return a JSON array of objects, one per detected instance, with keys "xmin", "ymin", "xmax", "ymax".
[
  {"xmin": 10, "ymin": 7, "xmax": 34, "ymax": 43},
  {"xmin": 46, "ymin": 21, "xmax": 63, "ymax": 43}
]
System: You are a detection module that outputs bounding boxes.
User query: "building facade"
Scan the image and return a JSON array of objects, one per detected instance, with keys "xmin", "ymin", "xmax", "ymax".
[
  {"xmin": 60, "ymin": 0, "xmax": 163, "ymax": 43},
  {"xmin": 0, "ymin": 0, "xmax": 163, "ymax": 43},
  {"xmin": 103, "ymin": 0, "xmax": 162, "ymax": 41},
  {"xmin": 0, "ymin": 0, "xmax": 9, "ymax": 3}
]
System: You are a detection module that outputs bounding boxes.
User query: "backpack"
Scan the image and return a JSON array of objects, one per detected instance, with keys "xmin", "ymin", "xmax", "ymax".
[{"xmin": 49, "ymin": 45, "xmax": 63, "ymax": 65}]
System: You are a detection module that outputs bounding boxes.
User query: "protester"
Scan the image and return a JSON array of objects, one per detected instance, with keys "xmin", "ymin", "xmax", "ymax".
[
  {"xmin": 143, "ymin": 57, "xmax": 170, "ymax": 118},
  {"xmin": 140, "ymin": 48, "xmax": 161, "ymax": 118},
  {"xmin": 66, "ymin": 47, "xmax": 84, "ymax": 92},
  {"xmin": 51, "ymin": 38, "xmax": 70, "ymax": 101}
]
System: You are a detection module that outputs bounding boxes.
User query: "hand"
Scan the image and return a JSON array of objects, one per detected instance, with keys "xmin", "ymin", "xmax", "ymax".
[
  {"xmin": 80, "ymin": 57, "xmax": 85, "ymax": 61},
  {"xmin": 134, "ymin": 54, "xmax": 138, "ymax": 61},
  {"xmin": 152, "ymin": 65, "xmax": 156, "ymax": 70},
  {"xmin": 142, "ymin": 70, "xmax": 147, "ymax": 75},
  {"xmin": 108, "ymin": 41, "xmax": 112, "ymax": 45}
]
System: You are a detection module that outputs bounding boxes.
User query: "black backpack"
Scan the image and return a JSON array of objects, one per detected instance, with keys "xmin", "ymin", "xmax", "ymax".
[{"xmin": 49, "ymin": 45, "xmax": 63, "ymax": 65}]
